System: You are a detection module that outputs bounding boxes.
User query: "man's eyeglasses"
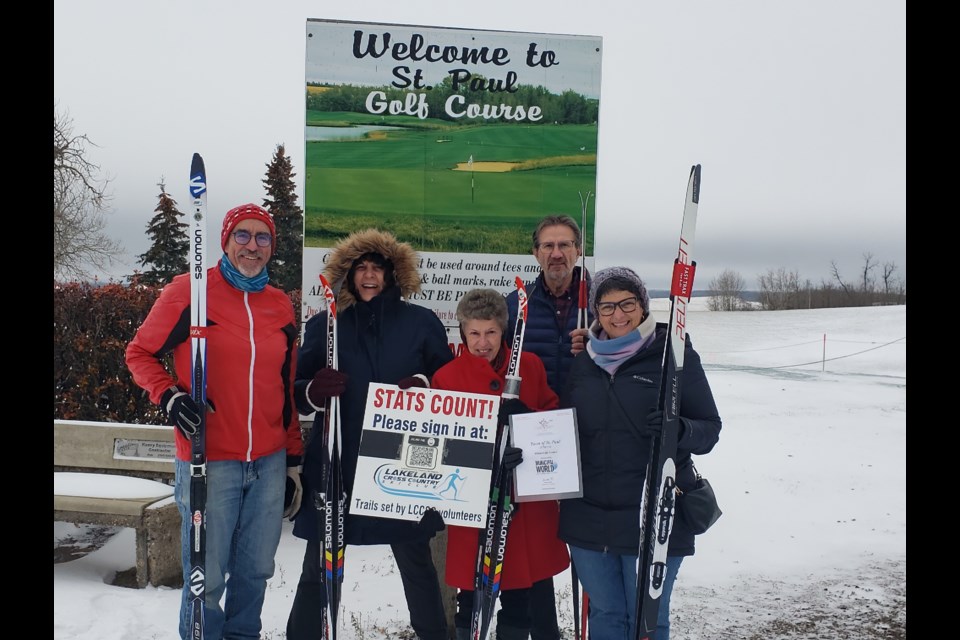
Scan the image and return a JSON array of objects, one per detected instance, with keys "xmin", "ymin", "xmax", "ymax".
[
  {"xmin": 232, "ymin": 230, "xmax": 273, "ymax": 247},
  {"xmin": 597, "ymin": 296, "xmax": 640, "ymax": 316},
  {"xmin": 537, "ymin": 241, "xmax": 577, "ymax": 253}
]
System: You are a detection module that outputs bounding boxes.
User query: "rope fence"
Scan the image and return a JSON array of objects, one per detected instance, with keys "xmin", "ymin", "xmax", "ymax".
[{"xmin": 702, "ymin": 336, "xmax": 906, "ymax": 372}]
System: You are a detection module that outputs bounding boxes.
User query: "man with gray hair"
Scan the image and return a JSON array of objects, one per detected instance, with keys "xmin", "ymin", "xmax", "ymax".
[{"xmin": 505, "ymin": 214, "xmax": 593, "ymax": 640}]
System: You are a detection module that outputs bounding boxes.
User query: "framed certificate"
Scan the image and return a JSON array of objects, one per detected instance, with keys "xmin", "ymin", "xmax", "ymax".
[{"xmin": 509, "ymin": 407, "xmax": 583, "ymax": 502}]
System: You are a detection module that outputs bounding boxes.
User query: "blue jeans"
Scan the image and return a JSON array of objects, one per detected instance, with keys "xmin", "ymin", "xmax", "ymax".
[
  {"xmin": 175, "ymin": 449, "xmax": 286, "ymax": 640},
  {"xmin": 568, "ymin": 546, "xmax": 683, "ymax": 640}
]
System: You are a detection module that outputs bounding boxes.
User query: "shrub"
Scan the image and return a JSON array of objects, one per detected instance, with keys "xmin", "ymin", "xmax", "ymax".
[{"xmin": 54, "ymin": 281, "xmax": 302, "ymax": 423}]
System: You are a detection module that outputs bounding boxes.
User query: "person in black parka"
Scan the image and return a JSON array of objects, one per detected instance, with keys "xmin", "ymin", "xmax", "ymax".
[
  {"xmin": 286, "ymin": 229, "xmax": 454, "ymax": 640},
  {"xmin": 559, "ymin": 267, "xmax": 722, "ymax": 640}
]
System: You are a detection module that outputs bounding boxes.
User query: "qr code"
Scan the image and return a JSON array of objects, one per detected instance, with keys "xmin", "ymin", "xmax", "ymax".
[
  {"xmin": 535, "ymin": 459, "xmax": 557, "ymax": 473},
  {"xmin": 406, "ymin": 446, "xmax": 437, "ymax": 469}
]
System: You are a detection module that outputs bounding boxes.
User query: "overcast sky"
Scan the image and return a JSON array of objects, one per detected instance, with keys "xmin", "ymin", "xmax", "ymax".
[{"xmin": 53, "ymin": 0, "xmax": 905, "ymax": 291}]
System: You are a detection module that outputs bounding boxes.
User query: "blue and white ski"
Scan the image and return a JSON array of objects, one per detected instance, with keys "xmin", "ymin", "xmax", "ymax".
[{"xmin": 187, "ymin": 153, "xmax": 209, "ymax": 640}]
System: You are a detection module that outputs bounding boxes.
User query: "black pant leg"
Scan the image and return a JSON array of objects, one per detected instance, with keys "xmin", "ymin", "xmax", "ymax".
[
  {"xmin": 497, "ymin": 588, "xmax": 532, "ymax": 630},
  {"xmin": 456, "ymin": 588, "xmax": 531, "ymax": 637},
  {"xmin": 528, "ymin": 577, "xmax": 560, "ymax": 640},
  {"xmin": 287, "ymin": 538, "xmax": 328, "ymax": 640},
  {"xmin": 455, "ymin": 588, "xmax": 473, "ymax": 630},
  {"xmin": 392, "ymin": 539, "xmax": 448, "ymax": 640}
]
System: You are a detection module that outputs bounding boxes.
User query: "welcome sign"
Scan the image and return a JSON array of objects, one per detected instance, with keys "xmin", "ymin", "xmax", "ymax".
[{"xmin": 302, "ymin": 19, "xmax": 601, "ymax": 342}]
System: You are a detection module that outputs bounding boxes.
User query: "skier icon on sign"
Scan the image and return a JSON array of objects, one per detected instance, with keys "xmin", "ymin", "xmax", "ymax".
[{"xmin": 438, "ymin": 468, "xmax": 466, "ymax": 500}]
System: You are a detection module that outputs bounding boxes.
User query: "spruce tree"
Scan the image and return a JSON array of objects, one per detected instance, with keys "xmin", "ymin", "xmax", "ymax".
[
  {"xmin": 134, "ymin": 180, "xmax": 189, "ymax": 285},
  {"xmin": 263, "ymin": 144, "xmax": 304, "ymax": 292}
]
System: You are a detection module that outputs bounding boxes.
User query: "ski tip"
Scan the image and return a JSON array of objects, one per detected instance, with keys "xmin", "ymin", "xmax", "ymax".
[{"xmin": 190, "ymin": 154, "xmax": 207, "ymax": 199}]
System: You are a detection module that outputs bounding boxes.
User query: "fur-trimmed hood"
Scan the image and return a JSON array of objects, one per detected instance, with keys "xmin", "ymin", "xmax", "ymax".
[{"xmin": 323, "ymin": 228, "xmax": 421, "ymax": 310}]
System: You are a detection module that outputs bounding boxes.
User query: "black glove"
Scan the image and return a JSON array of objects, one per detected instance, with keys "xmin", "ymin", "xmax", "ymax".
[
  {"xmin": 418, "ymin": 508, "xmax": 445, "ymax": 537},
  {"xmin": 497, "ymin": 398, "xmax": 532, "ymax": 425},
  {"xmin": 307, "ymin": 368, "xmax": 348, "ymax": 408},
  {"xmin": 283, "ymin": 468, "xmax": 303, "ymax": 520},
  {"xmin": 501, "ymin": 445, "xmax": 523, "ymax": 471},
  {"xmin": 644, "ymin": 409, "xmax": 664, "ymax": 436},
  {"xmin": 397, "ymin": 374, "xmax": 428, "ymax": 390},
  {"xmin": 161, "ymin": 387, "xmax": 202, "ymax": 438}
]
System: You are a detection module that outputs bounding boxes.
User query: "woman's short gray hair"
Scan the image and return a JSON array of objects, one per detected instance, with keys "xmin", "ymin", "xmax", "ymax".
[{"xmin": 456, "ymin": 288, "xmax": 509, "ymax": 333}]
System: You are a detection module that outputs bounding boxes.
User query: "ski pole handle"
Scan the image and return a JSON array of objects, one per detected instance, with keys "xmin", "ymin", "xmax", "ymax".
[
  {"xmin": 503, "ymin": 277, "xmax": 528, "ymax": 401},
  {"xmin": 502, "ymin": 375, "xmax": 521, "ymax": 400}
]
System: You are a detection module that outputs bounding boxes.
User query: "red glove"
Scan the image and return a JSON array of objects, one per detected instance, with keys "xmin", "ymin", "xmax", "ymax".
[
  {"xmin": 307, "ymin": 368, "xmax": 348, "ymax": 409},
  {"xmin": 398, "ymin": 374, "xmax": 429, "ymax": 390}
]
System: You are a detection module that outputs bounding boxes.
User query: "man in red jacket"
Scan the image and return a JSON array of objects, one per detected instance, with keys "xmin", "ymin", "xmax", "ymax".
[{"xmin": 126, "ymin": 203, "xmax": 303, "ymax": 640}]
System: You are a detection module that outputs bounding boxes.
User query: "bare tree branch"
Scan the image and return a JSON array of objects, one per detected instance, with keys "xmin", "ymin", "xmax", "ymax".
[
  {"xmin": 829, "ymin": 260, "xmax": 852, "ymax": 297},
  {"xmin": 707, "ymin": 268, "xmax": 747, "ymax": 311},
  {"xmin": 53, "ymin": 104, "xmax": 123, "ymax": 281}
]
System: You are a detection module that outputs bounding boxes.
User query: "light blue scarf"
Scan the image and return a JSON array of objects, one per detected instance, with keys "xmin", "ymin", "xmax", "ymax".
[
  {"xmin": 219, "ymin": 254, "xmax": 269, "ymax": 292},
  {"xmin": 586, "ymin": 313, "xmax": 658, "ymax": 375}
]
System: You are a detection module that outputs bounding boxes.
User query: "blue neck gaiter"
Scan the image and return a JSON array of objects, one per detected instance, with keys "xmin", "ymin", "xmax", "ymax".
[{"xmin": 219, "ymin": 254, "xmax": 269, "ymax": 292}]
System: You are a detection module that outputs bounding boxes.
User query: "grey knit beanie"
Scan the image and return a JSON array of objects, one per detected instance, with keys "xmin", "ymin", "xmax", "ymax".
[{"xmin": 589, "ymin": 266, "xmax": 650, "ymax": 315}]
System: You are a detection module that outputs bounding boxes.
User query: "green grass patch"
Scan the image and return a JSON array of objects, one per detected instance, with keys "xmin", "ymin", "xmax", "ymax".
[{"xmin": 304, "ymin": 119, "xmax": 599, "ymax": 252}]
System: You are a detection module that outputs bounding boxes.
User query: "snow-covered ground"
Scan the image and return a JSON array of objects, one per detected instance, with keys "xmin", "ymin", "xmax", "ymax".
[{"xmin": 54, "ymin": 301, "xmax": 907, "ymax": 639}]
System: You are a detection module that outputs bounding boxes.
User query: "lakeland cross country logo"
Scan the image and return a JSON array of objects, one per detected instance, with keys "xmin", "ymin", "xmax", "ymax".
[
  {"xmin": 373, "ymin": 464, "xmax": 446, "ymax": 500},
  {"xmin": 372, "ymin": 463, "xmax": 471, "ymax": 501}
]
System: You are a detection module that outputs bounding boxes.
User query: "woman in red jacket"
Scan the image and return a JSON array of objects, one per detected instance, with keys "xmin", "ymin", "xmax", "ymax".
[{"xmin": 432, "ymin": 288, "xmax": 570, "ymax": 640}]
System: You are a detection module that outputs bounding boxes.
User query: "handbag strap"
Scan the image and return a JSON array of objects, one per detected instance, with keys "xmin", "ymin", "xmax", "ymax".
[
  {"xmin": 691, "ymin": 462, "xmax": 703, "ymax": 481},
  {"xmin": 677, "ymin": 463, "xmax": 704, "ymax": 497}
]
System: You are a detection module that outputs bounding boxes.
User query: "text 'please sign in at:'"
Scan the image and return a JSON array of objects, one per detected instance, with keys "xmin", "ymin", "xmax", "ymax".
[
  {"xmin": 368, "ymin": 384, "xmax": 498, "ymax": 439},
  {"xmin": 352, "ymin": 383, "xmax": 503, "ymax": 528}
]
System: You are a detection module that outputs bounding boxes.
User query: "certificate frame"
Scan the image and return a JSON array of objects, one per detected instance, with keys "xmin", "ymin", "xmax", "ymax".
[{"xmin": 509, "ymin": 407, "xmax": 583, "ymax": 502}]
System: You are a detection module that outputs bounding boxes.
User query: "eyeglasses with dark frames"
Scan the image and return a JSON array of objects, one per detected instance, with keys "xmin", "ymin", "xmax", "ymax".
[
  {"xmin": 232, "ymin": 230, "xmax": 273, "ymax": 247},
  {"xmin": 537, "ymin": 241, "xmax": 577, "ymax": 253},
  {"xmin": 597, "ymin": 296, "xmax": 640, "ymax": 316}
]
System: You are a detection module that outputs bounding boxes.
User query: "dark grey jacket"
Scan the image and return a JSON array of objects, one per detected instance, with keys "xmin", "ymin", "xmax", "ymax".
[{"xmin": 559, "ymin": 323, "xmax": 721, "ymax": 557}]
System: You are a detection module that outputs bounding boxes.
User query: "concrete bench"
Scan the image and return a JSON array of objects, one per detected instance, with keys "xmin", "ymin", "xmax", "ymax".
[{"xmin": 53, "ymin": 420, "xmax": 181, "ymax": 588}]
